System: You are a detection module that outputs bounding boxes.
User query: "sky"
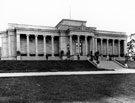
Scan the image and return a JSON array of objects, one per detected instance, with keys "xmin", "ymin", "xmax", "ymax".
[{"xmin": 1, "ymin": 0, "xmax": 135, "ymax": 36}]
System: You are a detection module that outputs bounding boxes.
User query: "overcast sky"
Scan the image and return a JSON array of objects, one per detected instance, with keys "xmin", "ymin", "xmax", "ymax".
[{"xmin": 1, "ymin": 0, "xmax": 135, "ymax": 36}]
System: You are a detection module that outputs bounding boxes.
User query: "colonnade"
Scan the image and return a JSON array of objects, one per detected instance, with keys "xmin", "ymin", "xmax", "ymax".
[
  {"xmin": 16, "ymin": 34, "xmax": 55, "ymax": 57},
  {"xmin": 69, "ymin": 35, "xmax": 127, "ymax": 57},
  {"xmin": 16, "ymin": 34, "xmax": 127, "ymax": 59},
  {"xmin": 95, "ymin": 38, "xmax": 127, "ymax": 56}
]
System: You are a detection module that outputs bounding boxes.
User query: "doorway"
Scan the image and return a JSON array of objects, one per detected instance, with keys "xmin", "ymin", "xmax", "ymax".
[{"xmin": 76, "ymin": 41, "xmax": 83, "ymax": 55}]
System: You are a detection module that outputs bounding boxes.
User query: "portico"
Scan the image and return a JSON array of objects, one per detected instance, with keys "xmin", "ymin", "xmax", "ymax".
[{"xmin": 96, "ymin": 37, "xmax": 126, "ymax": 57}]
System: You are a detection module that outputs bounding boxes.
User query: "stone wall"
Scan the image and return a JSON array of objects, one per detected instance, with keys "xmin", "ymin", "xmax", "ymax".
[{"xmin": 1, "ymin": 32, "xmax": 8, "ymax": 58}]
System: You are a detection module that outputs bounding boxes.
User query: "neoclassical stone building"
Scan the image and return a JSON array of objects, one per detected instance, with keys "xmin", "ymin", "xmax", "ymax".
[{"xmin": 0, "ymin": 19, "xmax": 127, "ymax": 60}]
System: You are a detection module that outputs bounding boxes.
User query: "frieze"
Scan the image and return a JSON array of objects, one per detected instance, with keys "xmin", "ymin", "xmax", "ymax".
[
  {"xmin": 16, "ymin": 28, "xmax": 59, "ymax": 36},
  {"xmin": 96, "ymin": 33, "xmax": 127, "ymax": 38},
  {"xmin": 69, "ymin": 31, "xmax": 94, "ymax": 37}
]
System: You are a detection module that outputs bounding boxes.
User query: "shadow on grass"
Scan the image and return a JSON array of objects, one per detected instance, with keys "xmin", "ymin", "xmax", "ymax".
[{"xmin": 0, "ymin": 60, "xmax": 108, "ymax": 73}]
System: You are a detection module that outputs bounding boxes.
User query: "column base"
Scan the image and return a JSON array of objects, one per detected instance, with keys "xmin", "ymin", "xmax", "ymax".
[{"xmin": 17, "ymin": 56, "xmax": 21, "ymax": 60}]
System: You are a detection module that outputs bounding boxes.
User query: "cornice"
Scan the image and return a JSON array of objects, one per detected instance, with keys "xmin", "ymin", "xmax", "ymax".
[
  {"xmin": 15, "ymin": 27, "xmax": 59, "ymax": 33},
  {"xmin": 96, "ymin": 30, "xmax": 126, "ymax": 35},
  {"xmin": 0, "ymin": 30, "xmax": 7, "ymax": 34},
  {"xmin": 8, "ymin": 23, "xmax": 56, "ymax": 30}
]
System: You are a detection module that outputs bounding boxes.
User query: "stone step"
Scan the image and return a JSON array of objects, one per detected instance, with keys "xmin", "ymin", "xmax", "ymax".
[{"xmin": 99, "ymin": 61, "xmax": 125, "ymax": 70}]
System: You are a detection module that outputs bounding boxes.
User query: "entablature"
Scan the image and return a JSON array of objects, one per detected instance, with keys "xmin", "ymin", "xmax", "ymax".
[
  {"xmin": 16, "ymin": 28, "xmax": 59, "ymax": 36},
  {"xmin": 69, "ymin": 31, "xmax": 94, "ymax": 37}
]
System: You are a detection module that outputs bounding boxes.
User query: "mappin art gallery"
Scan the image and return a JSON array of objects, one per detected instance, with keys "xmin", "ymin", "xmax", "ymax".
[{"xmin": 0, "ymin": 19, "xmax": 127, "ymax": 60}]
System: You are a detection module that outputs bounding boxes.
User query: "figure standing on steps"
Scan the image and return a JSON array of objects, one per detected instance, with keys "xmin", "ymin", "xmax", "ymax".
[
  {"xmin": 77, "ymin": 53, "xmax": 80, "ymax": 60},
  {"xmin": 95, "ymin": 51, "xmax": 100, "ymax": 67},
  {"xmin": 46, "ymin": 54, "xmax": 48, "ymax": 60},
  {"xmin": 66, "ymin": 48, "xmax": 70, "ymax": 59},
  {"xmin": 125, "ymin": 53, "xmax": 128, "ymax": 67},
  {"xmin": 90, "ymin": 51, "xmax": 93, "ymax": 61},
  {"xmin": 109, "ymin": 54, "xmax": 112, "ymax": 61}
]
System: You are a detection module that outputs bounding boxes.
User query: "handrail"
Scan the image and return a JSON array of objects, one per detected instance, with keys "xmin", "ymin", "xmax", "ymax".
[{"xmin": 113, "ymin": 59, "xmax": 127, "ymax": 68}]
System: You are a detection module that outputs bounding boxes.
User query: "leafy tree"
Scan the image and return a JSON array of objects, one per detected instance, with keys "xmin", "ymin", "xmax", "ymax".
[{"xmin": 127, "ymin": 34, "xmax": 135, "ymax": 56}]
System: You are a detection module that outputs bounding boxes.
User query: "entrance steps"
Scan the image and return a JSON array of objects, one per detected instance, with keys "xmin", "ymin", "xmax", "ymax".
[{"xmin": 99, "ymin": 60, "xmax": 125, "ymax": 70}]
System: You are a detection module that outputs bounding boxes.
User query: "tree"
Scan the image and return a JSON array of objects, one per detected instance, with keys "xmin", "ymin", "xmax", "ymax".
[{"xmin": 127, "ymin": 34, "xmax": 135, "ymax": 56}]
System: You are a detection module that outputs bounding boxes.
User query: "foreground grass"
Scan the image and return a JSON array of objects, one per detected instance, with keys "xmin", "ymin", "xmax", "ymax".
[{"xmin": 0, "ymin": 74, "xmax": 135, "ymax": 103}]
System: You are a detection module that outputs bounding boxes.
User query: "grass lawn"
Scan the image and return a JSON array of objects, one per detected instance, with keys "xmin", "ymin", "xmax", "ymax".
[
  {"xmin": 0, "ymin": 74, "xmax": 135, "ymax": 102},
  {"xmin": 0, "ymin": 60, "xmax": 108, "ymax": 72}
]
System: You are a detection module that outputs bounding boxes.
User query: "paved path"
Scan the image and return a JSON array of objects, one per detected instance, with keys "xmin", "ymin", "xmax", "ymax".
[
  {"xmin": 0, "ymin": 69, "xmax": 135, "ymax": 77},
  {"xmin": 99, "ymin": 61, "xmax": 125, "ymax": 70}
]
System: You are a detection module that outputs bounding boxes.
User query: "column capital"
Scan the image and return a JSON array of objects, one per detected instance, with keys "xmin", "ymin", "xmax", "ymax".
[
  {"xmin": 26, "ymin": 34, "xmax": 30, "ymax": 37},
  {"xmin": 43, "ymin": 35, "xmax": 47, "ymax": 37},
  {"xmin": 69, "ymin": 35, "xmax": 72, "ymax": 38},
  {"xmin": 113, "ymin": 39, "xmax": 116, "ymax": 41},
  {"xmin": 51, "ymin": 35, "xmax": 54, "ymax": 38},
  {"xmin": 35, "ymin": 35, "xmax": 38, "ymax": 37},
  {"xmin": 85, "ymin": 35, "xmax": 88, "ymax": 38},
  {"xmin": 119, "ymin": 39, "xmax": 122, "ymax": 42},
  {"xmin": 112, "ymin": 39, "xmax": 114, "ymax": 41},
  {"xmin": 77, "ymin": 35, "xmax": 80, "ymax": 37},
  {"xmin": 17, "ymin": 33, "xmax": 20, "ymax": 35},
  {"xmin": 118, "ymin": 39, "xmax": 121, "ymax": 42},
  {"xmin": 94, "ymin": 36, "xmax": 97, "ymax": 39}
]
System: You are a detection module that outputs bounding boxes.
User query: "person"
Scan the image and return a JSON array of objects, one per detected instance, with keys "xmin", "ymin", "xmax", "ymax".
[
  {"xmin": 90, "ymin": 51, "xmax": 93, "ymax": 61},
  {"xmin": 97, "ymin": 60, "xmax": 100, "ymax": 67},
  {"xmin": 46, "ymin": 54, "xmax": 48, "ymax": 60},
  {"xmin": 60, "ymin": 50, "xmax": 64, "ymax": 60},
  {"xmin": 109, "ymin": 54, "xmax": 112, "ymax": 61},
  {"xmin": 87, "ymin": 52, "xmax": 90, "ymax": 60},
  {"xmin": 96, "ymin": 51, "xmax": 100, "ymax": 62},
  {"xmin": 67, "ymin": 49, "xmax": 70, "ymax": 59},
  {"xmin": 125, "ymin": 53, "xmax": 128, "ymax": 67},
  {"xmin": 77, "ymin": 54, "xmax": 80, "ymax": 60},
  {"xmin": 106, "ymin": 55, "xmax": 109, "ymax": 61}
]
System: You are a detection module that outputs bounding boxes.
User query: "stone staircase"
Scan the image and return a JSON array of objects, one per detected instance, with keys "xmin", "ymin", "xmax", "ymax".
[{"xmin": 99, "ymin": 60, "xmax": 125, "ymax": 70}]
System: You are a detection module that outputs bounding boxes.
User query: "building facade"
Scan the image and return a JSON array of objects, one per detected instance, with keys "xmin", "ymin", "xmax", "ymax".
[{"xmin": 0, "ymin": 19, "xmax": 127, "ymax": 60}]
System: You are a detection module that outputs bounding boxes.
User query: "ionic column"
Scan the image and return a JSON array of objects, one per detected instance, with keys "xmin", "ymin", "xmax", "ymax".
[
  {"xmin": 106, "ymin": 39, "xmax": 109, "ymax": 55},
  {"xmin": 26, "ymin": 34, "xmax": 30, "ymax": 57},
  {"xmin": 85, "ymin": 35, "xmax": 88, "ymax": 55},
  {"xmin": 118, "ymin": 40, "xmax": 120, "ymax": 57},
  {"xmin": 124, "ymin": 39, "xmax": 127, "ymax": 55},
  {"xmin": 112, "ymin": 39, "xmax": 114, "ymax": 55},
  {"xmin": 8, "ymin": 35, "xmax": 11, "ymax": 57},
  {"xmin": 16, "ymin": 34, "xmax": 20, "ymax": 52},
  {"xmin": 16, "ymin": 34, "xmax": 21, "ymax": 60},
  {"xmin": 43, "ymin": 35, "xmax": 46, "ymax": 57},
  {"xmin": 35, "ymin": 35, "xmax": 38, "ymax": 56},
  {"xmin": 70, "ymin": 35, "xmax": 72, "ymax": 55},
  {"xmin": 51, "ymin": 36, "xmax": 54, "ymax": 57},
  {"xmin": 95, "ymin": 37, "xmax": 97, "ymax": 52},
  {"xmin": 92, "ymin": 37, "xmax": 95, "ymax": 55},
  {"xmin": 101, "ymin": 38, "xmax": 103, "ymax": 55},
  {"xmin": 77, "ymin": 35, "xmax": 80, "ymax": 55}
]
